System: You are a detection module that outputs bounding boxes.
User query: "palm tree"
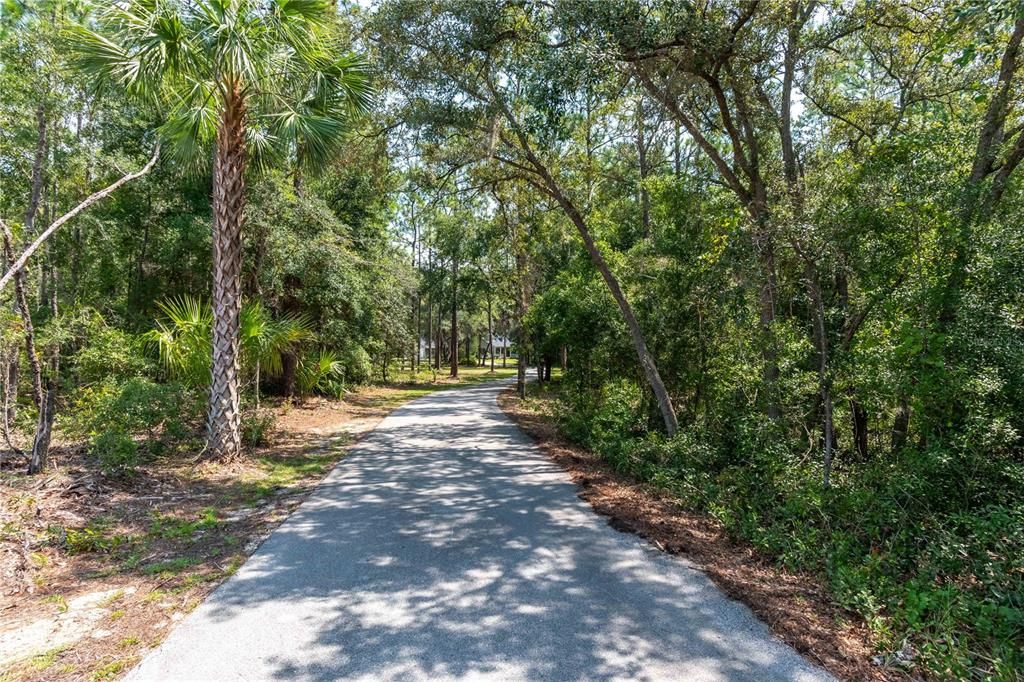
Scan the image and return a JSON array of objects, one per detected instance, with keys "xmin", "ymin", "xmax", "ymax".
[{"xmin": 74, "ymin": 0, "xmax": 372, "ymax": 459}]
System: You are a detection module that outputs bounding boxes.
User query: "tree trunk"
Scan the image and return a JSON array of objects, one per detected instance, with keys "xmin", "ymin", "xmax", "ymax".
[
  {"xmin": 2, "ymin": 223, "xmax": 42, "ymax": 411},
  {"xmin": 546, "ymin": 185, "xmax": 678, "ymax": 436},
  {"xmin": 411, "ymin": 218, "xmax": 419, "ymax": 372},
  {"xmin": 4, "ymin": 105, "xmax": 47, "ymax": 432},
  {"xmin": 487, "ymin": 79, "xmax": 678, "ymax": 436},
  {"xmin": 487, "ymin": 293, "xmax": 495, "ymax": 373},
  {"xmin": 281, "ymin": 352, "xmax": 297, "ymax": 398},
  {"xmin": 426, "ymin": 295, "xmax": 433, "ymax": 372},
  {"xmin": 805, "ymin": 261, "xmax": 835, "ymax": 488},
  {"xmin": 514, "ymin": 252, "xmax": 528, "ymax": 398},
  {"xmin": 673, "ymin": 121, "xmax": 681, "ymax": 178},
  {"xmin": 891, "ymin": 397, "xmax": 910, "ymax": 453},
  {"xmin": 27, "ymin": 313, "xmax": 58, "ymax": 475},
  {"xmin": 851, "ymin": 398, "xmax": 869, "ymax": 460},
  {"xmin": 207, "ymin": 87, "xmax": 247, "ymax": 460},
  {"xmin": 450, "ymin": 257, "xmax": 458, "ymax": 378},
  {"xmin": 26, "ymin": 366, "xmax": 56, "ymax": 475},
  {"xmin": 435, "ymin": 303, "xmax": 442, "ymax": 370}
]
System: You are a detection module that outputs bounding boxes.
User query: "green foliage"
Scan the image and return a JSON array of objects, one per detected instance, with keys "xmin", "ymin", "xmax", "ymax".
[
  {"xmin": 241, "ymin": 409, "xmax": 276, "ymax": 447},
  {"xmin": 297, "ymin": 349, "xmax": 343, "ymax": 395},
  {"xmin": 70, "ymin": 378, "xmax": 200, "ymax": 475},
  {"xmin": 59, "ymin": 517, "xmax": 136, "ymax": 556},
  {"xmin": 72, "ymin": 0, "xmax": 373, "ymax": 169},
  {"xmin": 145, "ymin": 295, "xmax": 313, "ymax": 388},
  {"xmin": 65, "ymin": 310, "xmax": 153, "ymax": 385},
  {"xmin": 144, "ymin": 296, "xmax": 213, "ymax": 387},
  {"xmin": 338, "ymin": 343, "xmax": 372, "ymax": 385},
  {"xmin": 148, "ymin": 509, "xmax": 218, "ymax": 540},
  {"xmin": 552, "ymin": 376, "xmax": 1024, "ymax": 677}
]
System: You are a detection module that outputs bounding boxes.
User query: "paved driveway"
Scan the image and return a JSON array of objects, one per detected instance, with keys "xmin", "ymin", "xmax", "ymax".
[{"xmin": 128, "ymin": 380, "xmax": 833, "ymax": 681}]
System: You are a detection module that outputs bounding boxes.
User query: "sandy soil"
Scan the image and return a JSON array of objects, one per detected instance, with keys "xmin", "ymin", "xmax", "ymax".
[{"xmin": 0, "ymin": 386, "xmax": 416, "ymax": 681}]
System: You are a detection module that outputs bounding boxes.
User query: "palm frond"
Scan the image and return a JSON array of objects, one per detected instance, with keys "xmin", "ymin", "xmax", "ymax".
[{"xmin": 145, "ymin": 295, "xmax": 213, "ymax": 387}]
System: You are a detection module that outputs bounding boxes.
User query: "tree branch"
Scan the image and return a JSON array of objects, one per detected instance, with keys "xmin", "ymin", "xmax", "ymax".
[{"xmin": 0, "ymin": 143, "xmax": 161, "ymax": 294}]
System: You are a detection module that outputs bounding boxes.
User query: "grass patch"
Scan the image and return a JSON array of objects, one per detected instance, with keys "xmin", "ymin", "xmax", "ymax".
[
  {"xmin": 147, "ymin": 508, "xmax": 219, "ymax": 540},
  {"xmin": 29, "ymin": 645, "xmax": 70, "ymax": 671},
  {"xmin": 61, "ymin": 517, "xmax": 139, "ymax": 555},
  {"xmin": 99, "ymin": 589, "xmax": 125, "ymax": 607},
  {"xmin": 43, "ymin": 594, "xmax": 68, "ymax": 613},
  {"xmin": 142, "ymin": 556, "xmax": 198, "ymax": 576},
  {"xmin": 90, "ymin": 658, "xmax": 131, "ymax": 680},
  {"xmin": 144, "ymin": 588, "xmax": 170, "ymax": 603},
  {"xmin": 118, "ymin": 636, "xmax": 140, "ymax": 649}
]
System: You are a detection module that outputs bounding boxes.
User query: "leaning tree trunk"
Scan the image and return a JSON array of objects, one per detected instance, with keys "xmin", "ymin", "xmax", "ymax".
[
  {"xmin": 550, "ymin": 189, "xmax": 678, "ymax": 436},
  {"xmin": 5, "ymin": 105, "xmax": 46, "ymax": 431},
  {"xmin": 207, "ymin": 88, "xmax": 247, "ymax": 460},
  {"xmin": 2, "ymin": 223, "xmax": 43, "ymax": 422}
]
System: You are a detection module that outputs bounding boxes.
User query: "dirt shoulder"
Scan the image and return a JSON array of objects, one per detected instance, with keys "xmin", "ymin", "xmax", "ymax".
[
  {"xmin": 0, "ymin": 380, "xmax": 483, "ymax": 682},
  {"xmin": 497, "ymin": 387, "xmax": 900, "ymax": 682}
]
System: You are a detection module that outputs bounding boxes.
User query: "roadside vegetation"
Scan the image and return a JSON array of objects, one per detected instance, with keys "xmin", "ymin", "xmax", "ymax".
[
  {"xmin": 0, "ymin": 363, "xmax": 515, "ymax": 680},
  {"xmin": 0, "ymin": 0, "xmax": 1022, "ymax": 680}
]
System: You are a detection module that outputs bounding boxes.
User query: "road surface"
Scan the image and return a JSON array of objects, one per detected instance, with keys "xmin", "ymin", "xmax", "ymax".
[{"xmin": 128, "ymin": 380, "xmax": 833, "ymax": 681}]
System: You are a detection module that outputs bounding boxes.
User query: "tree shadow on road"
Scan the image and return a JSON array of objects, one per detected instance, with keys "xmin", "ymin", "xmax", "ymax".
[{"xmin": 135, "ymin": 382, "xmax": 831, "ymax": 682}]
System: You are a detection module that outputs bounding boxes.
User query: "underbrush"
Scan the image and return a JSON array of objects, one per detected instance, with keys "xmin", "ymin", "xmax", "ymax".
[
  {"xmin": 553, "ymin": 379, "xmax": 1024, "ymax": 680},
  {"xmin": 64, "ymin": 377, "xmax": 203, "ymax": 475}
]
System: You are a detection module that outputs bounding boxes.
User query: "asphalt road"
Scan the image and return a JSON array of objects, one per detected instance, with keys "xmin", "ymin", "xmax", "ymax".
[{"xmin": 128, "ymin": 379, "xmax": 833, "ymax": 681}]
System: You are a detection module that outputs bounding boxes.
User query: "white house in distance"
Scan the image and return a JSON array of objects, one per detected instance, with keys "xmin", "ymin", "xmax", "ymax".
[
  {"xmin": 418, "ymin": 335, "xmax": 515, "ymax": 360},
  {"xmin": 491, "ymin": 335, "xmax": 512, "ymax": 358}
]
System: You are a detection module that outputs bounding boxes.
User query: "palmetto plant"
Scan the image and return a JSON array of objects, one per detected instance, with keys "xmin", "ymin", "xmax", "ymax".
[
  {"xmin": 239, "ymin": 300, "xmax": 313, "ymax": 407},
  {"xmin": 145, "ymin": 296, "xmax": 214, "ymax": 388},
  {"xmin": 296, "ymin": 348, "xmax": 343, "ymax": 395},
  {"xmin": 73, "ymin": 0, "xmax": 372, "ymax": 459},
  {"xmin": 146, "ymin": 296, "xmax": 313, "ymax": 400}
]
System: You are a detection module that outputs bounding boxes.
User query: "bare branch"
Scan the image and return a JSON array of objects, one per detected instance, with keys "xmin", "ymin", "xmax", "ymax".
[{"xmin": 0, "ymin": 143, "xmax": 161, "ymax": 294}]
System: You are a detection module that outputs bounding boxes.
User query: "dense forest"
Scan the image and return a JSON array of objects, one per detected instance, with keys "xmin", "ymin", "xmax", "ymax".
[{"xmin": 1, "ymin": 0, "xmax": 1023, "ymax": 679}]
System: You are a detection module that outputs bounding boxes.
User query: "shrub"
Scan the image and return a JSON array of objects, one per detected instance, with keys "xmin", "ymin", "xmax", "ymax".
[
  {"xmin": 69, "ymin": 378, "xmax": 200, "ymax": 474},
  {"xmin": 69, "ymin": 315, "xmax": 152, "ymax": 385},
  {"xmin": 241, "ymin": 409, "xmax": 276, "ymax": 447},
  {"xmin": 340, "ymin": 343, "xmax": 372, "ymax": 385},
  {"xmin": 297, "ymin": 349, "xmax": 343, "ymax": 394},
  {"xmin": 550, "ymin": 385, "xmax": 1024, "ymax": 678}
]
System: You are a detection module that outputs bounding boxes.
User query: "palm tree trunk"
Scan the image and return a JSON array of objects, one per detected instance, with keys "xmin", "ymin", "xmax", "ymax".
[{"xmin": 207, "ymin": 88, "xmax": 247, "ymax": 460}]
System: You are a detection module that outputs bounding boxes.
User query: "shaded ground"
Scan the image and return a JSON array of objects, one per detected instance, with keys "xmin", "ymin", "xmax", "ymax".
[
  {"xmin": 128, "ymin": 380, "xmax": 831, "ymax": 681},
  {"xmin": 0, "ymin": 368, "xmax": 514, "ymax": 681},
  {"xmin": 497, "ymin": 386, "xmax": 901, "ymax": 682}
]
